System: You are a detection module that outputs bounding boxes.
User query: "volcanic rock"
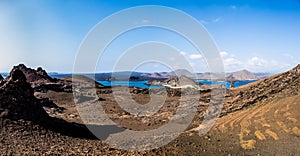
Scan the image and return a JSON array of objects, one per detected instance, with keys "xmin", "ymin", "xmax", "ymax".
[
  {"xmin": 148, "ymin": 75, "xmax": 200, "ymax": 88},
  {"xmin": 12, "ymin": 64, "xmax": 72, "ymax": 92},
  {"xmin": 0, "ymin": 68, "xmax": 49, "ymax": 121},
  {"xmin": 13, "ymin": 64, "xmax": 56, "ymax": 83},
  {"xmin": 11, "ymin": 64, "xmax": 99, "ymax": 93},
  {"xmin": 0, "ymin": 67, "xmax": 96, "ymax": 150}
]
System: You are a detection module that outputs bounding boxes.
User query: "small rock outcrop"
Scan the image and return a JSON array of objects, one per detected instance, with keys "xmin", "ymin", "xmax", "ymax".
[
  {"xmin": 163, "ymin": 75, "xmax": 198, "ymax": 87},
  {"xmin": 148, "ymin": 75, "xmax": 201, "ymax": 89},
  {"xmin": 146, "ymin": 75, "xmax": 202, "ymax": 97},
  {"xmin": 0, "ymin": 68, "xmax": 49, "ymax": 122},
  {"xmin": 0, "ymin": 74, "xmax": 3, "ymax": 81}
]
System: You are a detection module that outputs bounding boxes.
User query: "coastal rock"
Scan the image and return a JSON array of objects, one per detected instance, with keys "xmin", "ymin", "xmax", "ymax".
[
  {"xmin": 148, "ymin": 75, "xmax": 201, "ymax": 89},
  {"xmin": 146, "ymin": 79, "xmax": 164, "ymax": 86},
  {"xmin": 146, "ymin": 76, "xmax": 202, "ymax": 97}
]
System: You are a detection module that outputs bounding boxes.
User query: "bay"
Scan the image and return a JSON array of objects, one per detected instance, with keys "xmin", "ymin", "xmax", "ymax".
[{"xmin": 97, "ymin": 80, "xmax": 257, "ymax": 89}]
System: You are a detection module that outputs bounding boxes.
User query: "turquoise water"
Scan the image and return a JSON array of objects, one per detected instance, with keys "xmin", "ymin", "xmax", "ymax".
[
  {"xmin": 195, "ymin": 80, "xmax": 256, "ymax": 88},
  {"xmin": 97, "ymin": 80, "xmax": 165, "ymax": 89},
  {"xmin": 97, "ymin": 80, "xmax": 256, "ymax": 89}
]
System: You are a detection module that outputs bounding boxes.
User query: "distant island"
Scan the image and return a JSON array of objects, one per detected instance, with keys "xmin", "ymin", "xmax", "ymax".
[{"xmin": 45, "ymin": 69, "xmax": 270, "ymax": 81}]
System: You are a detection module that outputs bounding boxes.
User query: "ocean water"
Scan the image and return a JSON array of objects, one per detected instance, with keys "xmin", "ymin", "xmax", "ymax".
[
  {"xmin": 195, "ymin": 80, "xmax": 257, "ymax": 88},
  {"xmin": 97, "ymin": 80, "xmax": 165, "ymax": 89},
  {"xmin": 97, "ymin": 80, "xmax": 257, "ymax": 89}
]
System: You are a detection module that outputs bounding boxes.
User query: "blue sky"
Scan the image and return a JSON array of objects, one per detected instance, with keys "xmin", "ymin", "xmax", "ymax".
[{"xmin": 0, "ymin": 0, "xmax": 299, "ymax": 73}]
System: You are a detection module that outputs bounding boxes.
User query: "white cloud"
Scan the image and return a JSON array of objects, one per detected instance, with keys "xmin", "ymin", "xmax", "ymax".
[
  {"xmin": 223, "ymin": 57, "xmax": 243, "ymax": 71},
  {"xmin": 218, "ymin": 51, "xmax": 242, "ymax": 71},
  {"xmin": 248, "ymin": 57, "xmax": 267, "ymax": 67},
  {"xmin": 220, "ymin": 51, "xmax": 229, "ymax": 58},
  {"xmin": 189, "ymin": 54, "xmax": 202, "ymax": 59},
  {"xmin": 178, "ymin": 51, "xmax": 297, "ymax": 73},
  {"xmin": 224, "ymin": 58, "xmax": 242, "ymax": 65},
  {"xmin": 179, "ymin": 51, "xmax": 187, "ymax": 56},
  {"xmin": 245, "ymin": 56, "xmax": 294, "ymax": 72}
]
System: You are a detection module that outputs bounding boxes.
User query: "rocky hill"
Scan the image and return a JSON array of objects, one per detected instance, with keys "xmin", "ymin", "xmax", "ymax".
[
  {"xmin": 191, "ymin": 64, "xmax": 300, "ymax": 155},
  {"xmin": 196, "ymin": 72, "xmax": 225, "ymax": 80},
  {"xmin": 10, "ymin": 64, "xmax": 73, "ymax": 92},
  {"xmin": 0, "ymin": 68, "xmax": 49, "ymax": 122},
  {"xmin": 226, "ymin": 69, "xmax": 258, "ymax": 81},
  {"xmin": 13, "ymin": 64, "xmax": 56, "ymax": 83},
  {"xmin": 0, "ymin": 66, "xmax": 101, "ymax": 155},
  {"xmin": 223, "ymin": 64, "xmax": 300, "ymax": 115},
  {"xmin": 11, "ymin": 64, "xmax": 100, "ymax": 93}
]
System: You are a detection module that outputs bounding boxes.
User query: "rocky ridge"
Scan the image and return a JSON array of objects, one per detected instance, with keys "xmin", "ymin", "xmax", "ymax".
[{"xmin": 223, "ymin": 64, "xmax": 300, "ymax": 115}]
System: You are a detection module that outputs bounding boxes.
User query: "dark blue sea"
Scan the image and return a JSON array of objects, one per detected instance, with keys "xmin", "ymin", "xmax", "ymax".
[{"xmin": 97, "ymin": 80, "xmax": 257, "ymax": 89}]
